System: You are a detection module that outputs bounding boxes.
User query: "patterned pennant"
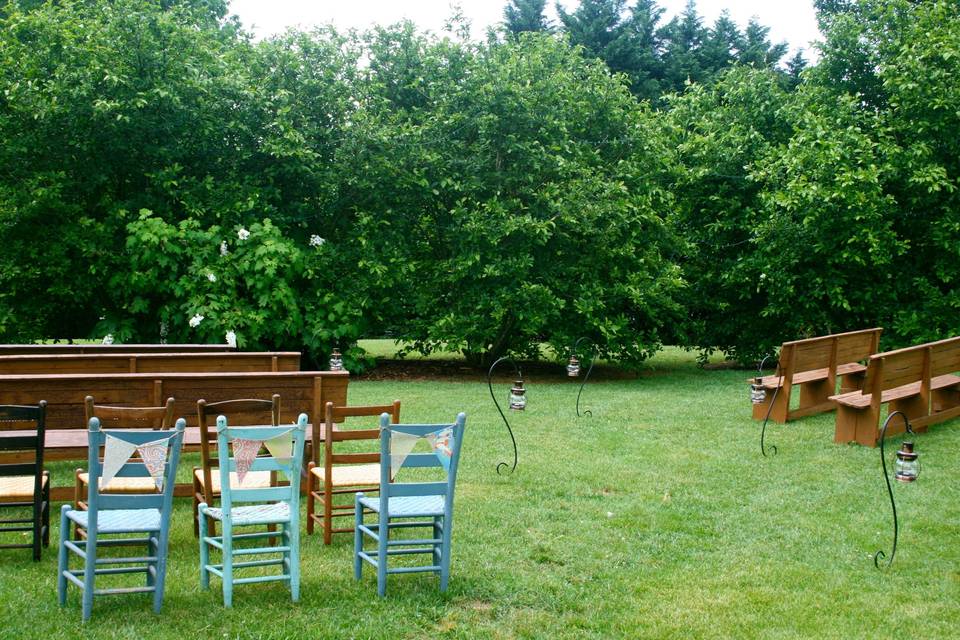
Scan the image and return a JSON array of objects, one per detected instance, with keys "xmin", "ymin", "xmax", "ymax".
[
  {"xmin": 232, "ymin": 438, "xmax": 263, "ymax": 485},
  {"xmin": 390, "ymin": 430, "xmax": 421, "ymax": 473},
  {"xmin": 101, "ymin": 434, "xmax": 139, "ymax": 489},
  {"xmin": 136, "ymin": 437, "xmax": 172, "ymax": 491},
  {"xmin": 427, "ymin": 427, "xmax": 455, "ymax": 472}
]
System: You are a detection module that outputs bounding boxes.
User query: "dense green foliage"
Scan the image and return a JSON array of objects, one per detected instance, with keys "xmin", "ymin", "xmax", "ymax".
[{"xmin": 1, "ymin": 0, "xmax": 959, "ymax": 364}]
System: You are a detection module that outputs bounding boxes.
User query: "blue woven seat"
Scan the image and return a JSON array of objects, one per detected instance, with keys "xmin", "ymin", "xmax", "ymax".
[
  {"xmin": 58, "ymin": 418, "xmax": 186, "ymax": 621},
  {"xmin": 355, "ymin": 413, "xmax": 466, "ymax": 597},
  {"xmin": 203, "ymin": 502, "xmax": 290, "ymax": 526},
  {"xmin": 199, "ymin": 415, "xmax": 307, "ymax": 608},
  {"xmin": 357, "ymin": 495, "xmax": 445, "ymax": 518},
  {"xmin": 65, "ymin": 508, "xmax": 161, "ymax": 533}
]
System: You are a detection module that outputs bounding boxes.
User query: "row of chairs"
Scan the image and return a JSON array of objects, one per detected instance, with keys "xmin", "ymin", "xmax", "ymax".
[{"xmin": 0, "ymin": 400, "xmax": 466, "ymax": 620}]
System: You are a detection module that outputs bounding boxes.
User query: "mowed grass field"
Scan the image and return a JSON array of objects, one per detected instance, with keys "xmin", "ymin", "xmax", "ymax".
[{"xmin": 1, "ymin": 346, "xmax": 958, "ymax": 639}]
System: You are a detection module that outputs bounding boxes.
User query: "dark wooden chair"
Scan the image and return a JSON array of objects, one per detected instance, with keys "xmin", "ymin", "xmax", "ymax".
[
  {"xmin": 74, "ymin": 396, "xmax": 175, "ymax": 538},
  {"xmin": 0, "ymin": 401, "xmax": 49, "ymax": 561},
  {"xmin": 194, "ymin": 395, "xmax": 280, "ymax": 537},
  {"xmin": 306, "ymin": 400, "xmax": 401, "ymax": 544}
]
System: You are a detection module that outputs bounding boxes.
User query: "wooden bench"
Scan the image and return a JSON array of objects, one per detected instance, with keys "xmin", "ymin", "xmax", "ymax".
[
  {"xmin": 752, "ymin": 328, "xmax": 882, "ymax": 423},
  {"xmin": 0, "ymin": 370, "xmax": 349, "ymax": 499},
  {"xmin": 0, "ymin": 351, "xmax": 300, "ymax": 375},
  {"xmin": 0, "ymin": 344, "xmax": 235, "ymax": 355},
  {"xmin": 831, "ymin": 336, "xmax": 960, "ymax": 446}
]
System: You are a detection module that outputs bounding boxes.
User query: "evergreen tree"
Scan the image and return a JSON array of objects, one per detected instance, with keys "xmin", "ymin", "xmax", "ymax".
[
  {"xmin": 503, "ymin": 0, "xmax": 551, "ymax": 35},
  {"xmin": 784, "ymin": 49, "xmax": 807, "ymax": 89},
  {"xmin": 658, "ymin": 0, "xmax": 707, "ymax": 92},
  {"xmin": 738, "ymin": 18, "xmax": 788, "ymax": 68},
  {"xmin": 626, "ymin": 0, "xmax": 666, "ymax": 102},
  {"xmin": 700, "ymin": 10, "xmax": 743, "ymax": 76}
]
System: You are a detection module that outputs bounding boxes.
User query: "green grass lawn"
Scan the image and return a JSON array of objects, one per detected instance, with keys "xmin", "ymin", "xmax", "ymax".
[{"xmin": 1, "ymin": 348, "xmax": 958, "ymax": 638}]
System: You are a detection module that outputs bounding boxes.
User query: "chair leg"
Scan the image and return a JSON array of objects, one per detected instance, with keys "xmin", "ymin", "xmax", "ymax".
[
  {"xmin": 323, "ymin": 483, "xmax": 333, "ymax": 546},
  {"xmin": 377, "ymin": 511, "xmax": 389, "ymax": 597},
  {"xmin": 57, "ymin": 505, "xmax": 71, "ymax": 606},
  {"xmin": 198, "ymin": 503, "xmax": 210, "ymax": 590},
  {"xmin": 290, "ymin": 520, "xmax": 301, "ymax": 602},
  {"xmin": 354, "ymin": 493, "xmax": 363, "ymax": 580},
  {"xmin": 306, "ymin": 462, "xmax": 315, "ymax": 535},
  {"xmin": 82, "ymin": 523, "xmax": 97, "ymax": 621},
  {"xmin": 222, "ymin": 521, "xmax": 233, "ymax": 608},
  {"xmin": 440, "ymin": 513, "xmax": 453, "ymax": 593},
  {"xmin": 42, "ymin": 476, "xmax": 51, "ymax": 547},
  {"xmin": 32, "ymin": 490, "xmax": 42, "ymax": 562},
  {"xmin": 146, "ymin": 535, "xmax": 157, "ymax": 588},
  {"xmin": 153, "ymin": 528, "xmax": 170, "ymax": 614}
]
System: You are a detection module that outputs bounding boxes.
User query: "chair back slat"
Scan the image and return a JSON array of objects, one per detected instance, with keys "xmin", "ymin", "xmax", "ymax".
[
  {"xmin": 0, "ymin": 435, "xmax": 42, "ymax": 452},
  {"xmin": 386, "ymin": 482, "xmax": 449, "ymax": 497},
  {"xmin": 85, "ymin": 395, "xmax": 175, "ymax": 431},
  {"xmin": 319, "ymin": 400, "xmax": 400, "ymax": 467},
  {"xmin": 97, "ymin": 494, "xmax": 165, "ymax": 510},
  {"xmin": 215, "ymin": 414, "xmax": 307, "ymax": 518},
  {"xmin": 0, "ymin": 462, "xmax": 40, "ymax": 476},
  {"xmin": 0, "ymin": 401, "xmax": 46, "ymax": 479}
]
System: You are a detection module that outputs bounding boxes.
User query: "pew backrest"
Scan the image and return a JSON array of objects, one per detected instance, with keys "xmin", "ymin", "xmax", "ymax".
[{"xmin": 0, "ymin": 351, "xmax": 300, "ymax": 375}]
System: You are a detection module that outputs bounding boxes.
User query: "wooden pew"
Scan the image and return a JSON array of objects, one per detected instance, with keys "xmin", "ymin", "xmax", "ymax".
[
  {"xmin": 831, "ymin": 336, "xmax": 960, "ymax": 446},
  {"xmin": 0, "ymin": 344, "xmax": 235, "ymax": 355},
  {"xmin": 752, "ymin": 328, "xmax": 882, "ymax": 423},
  {"xmin": 0, "ymin": 370, "xmax": 348, "ymax": 499},
  {"xmin": 0, "ymin": 351, "xmax": 300, "ymax": 375}
]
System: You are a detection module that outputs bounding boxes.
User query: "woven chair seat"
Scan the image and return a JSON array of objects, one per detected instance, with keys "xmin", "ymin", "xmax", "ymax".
[
  {"xmin": 66, "ymin": 508, "xmax": 161, "ymax": 533},
  {"xmin": 0, "ymin": 474, "xmax": 47, "ymax": 499},
  {"xmin": 78, "ymin": 472, "xmax": 158, "ymax": 494},
  {"xmin": 310, "ymin": 463, "xmax": 381, "ymax": 487},
  {"xmin": 203, "ymin": 502, "xmax": 290, "ymax": 526},
  {"xmin": 358, "ymin": 495, "xmax": 445, "ymax": 517},
  {"xmin": 194, "ymin": 469, "xmax": 272, "ymax": 492}
]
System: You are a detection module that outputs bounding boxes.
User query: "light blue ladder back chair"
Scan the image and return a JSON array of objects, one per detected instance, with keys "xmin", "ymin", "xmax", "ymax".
[
  {"xmin": 198, "ymin": 413, "xmax": 307, "ymax": 607},
  {"xmin": 58, "ymin": 415, "xmax": 186, "ymax": 621},
  {"xmin": 355, "ymin": 412, "xmax": 466, "ymax": 596}
]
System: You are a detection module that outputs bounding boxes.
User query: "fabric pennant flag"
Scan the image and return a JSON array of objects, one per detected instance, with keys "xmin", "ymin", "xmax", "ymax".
[
  {"xmin": 136, "ymin": 436, "xmax": 172, "ymax": 491},
  {"xmin": 390, "ymin": 430, "xmax": 421, "ymax": 473},
  {"xmin": 232, "ymin": 438, "xmax": 263, "ymax": 485},
  {"xmin": 262, "ymin": 429, "xmax": 294, "ymax": 466},
  {"xmin": 101, "ymin": 434, "xmax": 139, "ymax": 489},
  {"xmin": 426, "ymin": 427, "xmax": 455, "ymax": 472}
]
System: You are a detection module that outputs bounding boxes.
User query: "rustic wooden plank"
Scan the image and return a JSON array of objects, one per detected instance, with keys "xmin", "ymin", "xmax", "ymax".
[
  {"xmin": 0, "ymin": 344, "xmax": 236, "ymax": 355},
  {"xmin": 0, "ymin": 352, "xmax": 300, "ymax": 375}
]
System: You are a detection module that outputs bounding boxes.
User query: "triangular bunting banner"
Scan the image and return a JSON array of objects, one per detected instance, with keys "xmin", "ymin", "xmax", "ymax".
[
  {"xmin": 427, "ymin": 427, "xmax": 455, "ymax": 472},
  {"xmin": 263, "ymin": 429, "xmax": 294, "ymax": 466},
  {"xmin": 390, "ymin": 431, "xmax": 421, "ymax": 473},
  {"xmin": 101, "ymin": 434, "xmax": 139, "ymax": 489},
  {"xmin": 232, "ymin": 438, "xmax": 263, "ymax": 485},
  {"xmin": 137, "ymin": 437, "xmax": 172, "ymax": 490}
]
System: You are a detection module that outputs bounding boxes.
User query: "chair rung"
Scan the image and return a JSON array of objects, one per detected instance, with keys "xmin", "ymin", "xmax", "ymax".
[
  {"xmin": 357, "ymin": 524, "xmax": 379, "ymax": 541},
  {"xmin": 94, "ymin": 586, "xmax": 155, "ymax": 596},
  {"xmin": 95, "ymin": 555, "xmax": 158, "ymax": 565},
  {"xmin": 0, "ymin": 502, "xmax": 34, "ymax": 508},
  {"xmin": 93, "ymin": 566, "xmax": 151, "ymax": 576},
  {"xmin": 357, "ymin": 551, "xmax": 378, "ymax": 568},
  {"xmin": 0, "ymin": 525, "xmax": 32, "ymax": 531},
  {"xmin": 205, "ymin": 558, "xmax": 284, "ymax": 572},
  {"xmin": 233, "ymin": 574, "xmax": 291, "ymax": 585},
  {"xmin": 63, "ymin": 540, "xmax": 86, "ymax": 559},
  {"xmin": 386, "ymin": 564, "xmax": 441, "ymax": 574},
  {"xmin": 232, "ymin": 545, "xmax": 290, "ymax": 556},
  {"xmin": 387, "ymin": 538, "xmax": 440, "ymax": 546},
  {"xmin": 385, "ymin": 547, "xmax": 436, "ymax": 555},
  {"xmin": 97, "ymin": 536, "xmax": 154, "ymax": 546}
]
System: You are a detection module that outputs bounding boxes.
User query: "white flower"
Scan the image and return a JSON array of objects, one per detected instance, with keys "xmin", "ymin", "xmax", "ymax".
[
  {"xmin": 225, "ymin": 330, "xmax": 237, "ymax": 348},
  {"xmin": 219, "ymin": 241, "xmax": 229, "ymax": 256},
  {"xmin": 309, "ymin": 234, "xmax": 325, "ymax": 247},
  {"xmin": 189, "ymin": 313, "xmax": 204, "ymax": 328},
  {"xmin": 237, "ymin": 228, "xmax": 250, "ymax": 241},
  {"xmin": 102, "ymin": 334, "xmax": 114, "ymax": 345},
  {"xmin": 206, "ymin": 272, "xmax": 217, "ymax": 283}
]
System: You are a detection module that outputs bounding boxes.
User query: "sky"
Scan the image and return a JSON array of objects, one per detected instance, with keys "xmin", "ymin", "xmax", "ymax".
[{"xmin": 228, "ymin": 0, "xmax": 823, "ymax": 57}]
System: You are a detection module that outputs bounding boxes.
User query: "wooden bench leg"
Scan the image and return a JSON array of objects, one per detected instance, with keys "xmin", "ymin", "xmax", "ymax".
[
  {"xmin": 932, "ymin": 385, "xmax": 960, "ymax": 414},
  {"xmin": 752, "ymin": 386, "xmax": 789, "ymax": 423},
  {"xmin": 839, "ymin": 370, "xmax": 866, "ymax": 394},
  {"xmin": 834, "ymin": 404, "xmax": 879, "ymax": 446},
  {"xmin": 889, "ymin": 396, "xmax": 929, "ymax": 431},
  {"xmin": 798, "ymin": 379, "xmax": 832, "ymax": 411}
]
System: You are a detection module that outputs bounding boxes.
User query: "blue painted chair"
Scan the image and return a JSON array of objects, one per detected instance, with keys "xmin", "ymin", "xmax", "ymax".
[
  {"xmin": 198, "ymin": 413, "xmax": 307, "ymax": 607},
  {"xmin": 58, "ymin": 415, "xmax": 186, "ymax": 621},
  {"xmin": 354, "ymin": 412, "xmax": 466, "ymax": 596}
]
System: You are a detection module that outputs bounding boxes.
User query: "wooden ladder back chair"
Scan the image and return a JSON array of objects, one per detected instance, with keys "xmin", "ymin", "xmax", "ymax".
[
  {"xmin": 58, "ymin": 416, "xmax": 186, "ymax": 621},
  {"xmin": 194, "ymin": 395, "xmax": 280, "ymax": 537},
  {"xmin": 198, "ymin": 414, "xmax": 307, "ymax": 608},
  {"xmin": 306, "ymin": 400, "xmax": 401, "ymax": 544},
  {"xmin": 0, "ymin": 401, "xmax": 49, "ymax": 561},
  {"xmin": 73, "ymin": 396, "xmax": 175, "ymax": 538},
  {"xmin": 355, "ymin": 412, "xmax": 467, "ymax": 597}
]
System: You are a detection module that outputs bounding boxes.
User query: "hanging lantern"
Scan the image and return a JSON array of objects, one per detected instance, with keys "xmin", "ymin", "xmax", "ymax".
[
  {"xmin": 566, "ymin": 355, "xmax": 581, "ymax": 377},
  {"xmin": 329, "ymin": 348, "xmax": 344, "ymax": 371},
  {"xmin": 509, "ymin": 380, "xmax": 527, "ymax": 411},
  {"xmin": 894, "ymin": 441, "xmax": 919, "ymax": 483},
  {"xmin": 750, "ymin": 377, "xmax": 766, "ymax": 404}
]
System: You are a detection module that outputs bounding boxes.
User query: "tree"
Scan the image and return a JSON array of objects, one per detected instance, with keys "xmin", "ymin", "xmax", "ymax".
[{"xmin": 502, "ymin": 0, "xmax": 551, "ymax": 35}]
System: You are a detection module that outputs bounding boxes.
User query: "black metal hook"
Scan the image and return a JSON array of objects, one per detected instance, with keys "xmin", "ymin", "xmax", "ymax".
[
  {"xmin": 487, "ymin": 356, "xmax": 521, "ymax": 475},
  {"xmin": 757, "ymin": 354, "xmax": 780, "ymax": 457},
  {"xmin": 874, "ymin": 410, "xmax": 914, "ymax": 569},
  {"xmin": 569, "ymin": 337, "xmax": 597, "ymax": 418}
]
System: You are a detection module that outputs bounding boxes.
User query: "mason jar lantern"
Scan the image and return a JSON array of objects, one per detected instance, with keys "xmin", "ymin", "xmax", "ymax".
[
  {"xmin": 566, "ymin": 355, "xmax": 581, "ymax": 377},
  {"xmin": 509, "ymin": 380, "xmax": 527, "ymax": 411},
  {"xmin": 750, "ymin": 377, "xmax": 766, "ymax": 404},
  {"xmin": 894, "ymin": 441, "xmax": 919, "ymax": 483},
  {"xmin": 329, "ymin": 348, "xmax": 343, "ymax": 371}
]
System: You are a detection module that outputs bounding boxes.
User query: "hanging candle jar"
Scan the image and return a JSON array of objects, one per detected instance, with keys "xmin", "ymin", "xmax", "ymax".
[
  {"xmin": 894, "ymin": 441, "xmax": 919, "ymax": 483},
  {"xmin": 509, "ymin": 380, "xmax": 527, "ymax": 411},
  {"xmin": 329, "ymin": 348, "xmax": 344, "ymax": 371},
  {"xmin": 750, "ymin": 377, "xmax": 766, "ymax": 404},
  {"xmin": 566, "ymin": 355, "xmax": 581, "ymax": 377}
]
